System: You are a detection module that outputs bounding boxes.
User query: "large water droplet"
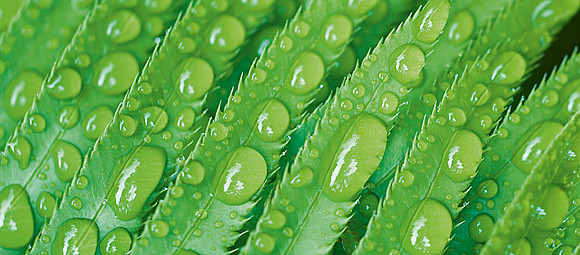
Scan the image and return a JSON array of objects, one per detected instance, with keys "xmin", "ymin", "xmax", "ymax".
[
  {"xmin": 105, "ymin": 10, "xmax": 142, "ymax": 44},
  {"xmin": 93, "ymin": 52, "xmax": 139, "ymax": 96},
  {"xmin": 412, "ymin": 0, "xmax": 450, "ymax": 43},
  {"xmin": 513, "ymin": 121, "xmax": 563, "ymax": 173},
  {"xmin": 322, "ymin": 14, "xmax": 352, "ymax": 48},
  {"xmin": 468, "ymin": 213, "xmax": 494, "ymax": 243},
  {"xmin": 0, "ymin": 184, "xmax": 34, "ymax": 249},
  {"xmin": 82, "ymin": 106, "xmax": 114, "ymax": 140},
  {"xmin": 284, "ymin": 51, "xmax": 324, "ymax": 95},
  {"xmin": 107, "ymin": 146, "xmax": 166, "ymax": 220},
  {"xmin": 214, "ymin": 146, "xmax": 267, "ymax": 205},
  {"xmin": 46, "ymin": 68, "xmax": 82, "ymax": 99},
  {"xmin": 389, "ymin": 44, "xmax": 425, "ymax": 85},
  {"xmin": 37, "ymin": 191, "xmax": 56, "ymax": 218},
  {"xmin": 180, "ymin": 160, "xmax": 205, "ymax": 186},
  {"xmin": 401, "ymin": 199, "xmax": 452, "ymax": 254},
  {"xmin": 50, "ymin": 140, "xmax": 83, "ymax": 182},
  {"xmin": 442, "ymin": 130, "xmax": 482, "ymax": 182},
  {"xmin": 261, "ymin": 209, "xmax": 286, "ymax": 230},
  {"xmin": 250, "ymin": 99, "xmax": 290, "ymax": 142},
  {"xmin": 52, "ymin": 218, "xmax": 99, "ymax": 255},
  {"xmin": 321, "ymin": 113, "xmax": 388, "ymax": 202},
  {"xmin": 7, "ymin": 135, "xmax": 32, "ymax": 169},
  {"xmin": 140, "ymin": 106, "xmax": 168, "ymax": 134},
  {"xmin": 490, "ymin": 51, "xmax": 526, "ymax": 86},
  {"xmin": 2, "ymin": 71, "xmax": 43, "ymax": 120},
  {"xmin": 208, "ymin": 15, "xmax": 245, "ymax": 53},
  {"xmin": 100, "ymin": 228, "xmax": 132, "ymax": 255},
  {"xmin": 531, "ymin": 185, "xmax": 568, "ymax": 230},
  {"xmin": 175, "ymin": 57, "xmax": 214, "ymax": 102}
]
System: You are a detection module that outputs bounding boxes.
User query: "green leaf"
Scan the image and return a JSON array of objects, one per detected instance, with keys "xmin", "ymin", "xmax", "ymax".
[
  {"xmin": 450, "ymin": 50, "xmax": 580, "ymax": 253},
  {"xmin": 27, "ymin": 0, "xmax": 278, "ymax": 254},
  {"xmin": 0, "ymin": 0, "xmax": 187, "ymax": 252},
  {"xmin": 0, "ymin": 0, "xmax": 94, "ymax": 147},
  {"xmin": 241, "ymin": 0, "xmax": 452, "ymax": 254},
  {"xmin": 371, "ymin": 0, "xmax": 580, "ymax": 188},
  {"xmin": 132, "ymin": 0, "xmax": 381, "ymax": 253},
  {"xmin": 481, "ymin": 111, "xmax": 580, "ymax": 254}
]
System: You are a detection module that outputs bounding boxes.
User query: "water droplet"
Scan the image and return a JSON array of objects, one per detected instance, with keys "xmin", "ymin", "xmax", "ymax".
[
  {"xmin": 141, "ymin": 0, "xmax": 172, "ymax": 13},
  {"xmin": 412, "ymin": 0, "xmax": 450, "ymax": 43},
  {"xmin": 278, "ymin": 35, "xmax": 293, "ymax": 52},
  {"xmin": 105, "ymin": 10, "xmax": 142, "ymax": 44},
  {"xmin": 447, "ymin": 11, "xmax": 474, "ymax": 45},
  {"xmin": 359, "ymin": 192, "xmax": 379, "ymax": 218},
  {"xmin": 252, "ymin": 233, "xmax": 275, "ymax": 253},
  {"xmin": 250, "ymin": 68, "xmax": 267, "ymax": 84},
  {"xmin": 37, "ymin": 191, "xmax": 56, "ymax": 218},
  {"xmin": 490, "ymin": 51, "xmax": 526, "ymax": 86},
  {"xmin": 76, "ymin": 175, "xmax": 89, "ymax": 190},
  {"xmin": 51, "ymin": 140, "xmax": 83, "ymax": 182},
  {"xmin": 379, "ymin": 91, "xmax": 399, "ymax": 115},
  {"xmin": 2, "ymin": 71, "xmax": 43, "ymax": 120},
  {"xmin": 447, "ymin": 107, "xmax": 466, "ymax": 126},
  {"xmin": 322, "ymin": 113, "xmax": 388, "ymax": 202},
  {"xmin": 107, "ymin": 146, "xmax": 167, "ymax": 220},
  {"xmin": 513, "ymin": 121, "xmax": 563, "ymax": 173},
  {"xmin": 208, "ymin": 122, "xmax": 227, "ymax": 141},
  {"xmin": 140, "ymin": 106, "xmax": 168, "ymax": 134},
  {"xmin": 0, "ymin": 185, "xmax": 34, "ymax": 249},
  {"xmin": 82, "ymin": 106, "xmax": 114, "ymax": 140},
  {"xmin": 389, "ymin": 44, "xmax": 425, "ymax": 84},
  {"xmin": 468, "ymin": 213, "xmax": 494, "ymax": 243},
  {"xmin": 208, "ymin": 15, "xmax": 245, "ymax": 53},
  {"xmin": 352, "ymin": 83, "xmax": 366, "ymax": 98},
  {"xmin": 398, "ymin": 170, "xmax": 415, "ymax": 188},
  {"xmin": 531, "ymin": 185, "xmax": 569, "ymax": 230},
  {"xmin": 70, "ymin": 197, "xmax": 83, "ymax": 210},
  {"xmin": 7, "ymin": 135, "xmax": 32, "ymax": 169},
  {"xmin": 46, "ymin": 67, "xmax": 83, "ymax": 100},
  {"xmin": 322, "ymin": 14, "xmax": 352, "ymax": 48},
  {"xmin": 346, "ymin": 0, "xmax": 378, "ymax": 17},
  {"xmin": 284, "ymin": 51, "xmax": 325, "ymax": 95},
  {"xmin": 52, "ymin": 218, "xmax": 99, "ymax": 255},
  {"xmin": 175, "ymin": 57, "xmax": 214, "ymax": 102},
  {"xmin": 150, "ymin": 219, "xmax": 170, "ymax": 238},
  {"xmin": 402, "ymin": 199, "xmax": 452, "ymax": 254},
  {"xmin": 250, "ymin": 99, "xmax": 290, "ymax": 142},
  {"xmin": 214, "ymin": 147, "xmax": 267, "ymax": 205},
  {"xmin": 261, "ymin": 209, "xmax": 286, "ymax": 229},
  {"xmin": 100, "ymin": 228, "xmax": 132, "ymax": 255},
  {"xmin": 28, "ymin": 114, "xmax": 47, "ymax": 132},
  {"xmin": 289, "ymin": 167, "xmax": 314, "ymax": 188},
  {"xmin": 477, "ymin": 180, "xmax": 498, "ymax": 199},
  {"xmin": 541, "ymin": 89, "xmax": 559, "ymax": 106},
  {"xmin": 93, "ymin": 52, "xmax": 139, "ymax": 96},
  {"xmin": 59, "ymin": 105, "xmax": 80, "ymax": 129},
  {"xmin": 240, "ymin": 0, "xmax": 274, "ymax": 11},
  {"xmin": 442, "ymin": 130, "xmax": 482, "ymax": 182},
  {"xmin": 292, "ymin": 20, "xmax": 310, "ymax": 38},
  {"xmin": 118, "ymin": 115, "xmax": 137, "ymax": 137}
]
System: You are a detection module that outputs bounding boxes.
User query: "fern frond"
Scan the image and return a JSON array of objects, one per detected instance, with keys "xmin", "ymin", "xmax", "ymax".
[
  {"xmin": 480, "ymin": 111, "xmax": 580, "ymax": 254},
  {"xmin": 0, "ymin": 0, "xmax": 95, "ymax": 147},
  {"xmin": 449, "ymin": 50, "xmax": 580, "ymax": 253},
  {"xmin": 132, "ymin": 0, "xmax": 380, "ymax": 253},
  {"xmin": 0, "ymin": 0, "xmax": 188, "ymax": 252}
]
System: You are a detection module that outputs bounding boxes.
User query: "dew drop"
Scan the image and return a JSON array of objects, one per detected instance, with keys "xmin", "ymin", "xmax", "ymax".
[
  {"xmin": 37, "ymin": 191, "xmax": 56, "ymax": 218},
  {"xmin": 401, "ymin": 199, "xmax": 452, "ymax": 254},
  {"xmin": 397, "ymin": 170, "xmax": 415, "ymax": 188},
  {"xmin": 150, "ymin": 219, "xmax": 170, "ymax": 238},
  {"xmin": 208, "ymin": 15, "xmax": 245, "ymax": 53},
  {"xmin": 358, "ymin": 192, "xmax": 379, "ymax": 218},
  {"xmin": 292, "ymin": 20, "xmax": 310, "ymax": 38},
  {"xmin": 7, "ymin": 135, "xmax": 32, "ymax": 169},
  {"xmin": 389, "ymin": 44, "xmax": 425, "ymax": 84},
  {"xmin": 284, "ymin": 51, "xmax": 325, "ymax": 95},
  {"xmin": 175, "ymin": 57, "xmax": 214, "ymax": 102},
  {"xmin": 490, "ymin": 51, "xmax": 526, "ymax": 86},
  {"xmin": 100, "ymin": 228, "xmax": 132, "ymax": 255},
  {"xmin": 46, "ymin": 68, "xmax": 82, "ymax": 100},
  {"xmin": 289, "ymin": 167, "xmax": 314, "ymax": 188},
  {"xmin": 513, "ymin": 121, "xmax": 563, "ymax": 173},
  {"xmin": 105, "ymin": 10, "xmax": 142, "ymax": 44},
  {"xmin": 379, "ymin": 91, "xmax": 399, "ymax": 115},
  {"xmin": 261, "ymin": 209, "xmax": 286, "ymax": 230},
  {"xmin": 468, "ymin": 213, "xmax": 494, "ymax": 243},
  {"xmin": 70, "ymin": 197, "xmax": 83, "ymax": 210},
  {"xmin": 141, "ymin": 0, "xmax": 172, "ymax": 13},
  {"xmin": 252, "ymin": 233, "xmax": 275, "ymax": 253},
  {"xmin": 0, "ymin": 184, "xmax": 34, "ymax": 249},
  {"xmin": 214, "ymin": 147, "xmax": 267, "ymax": 205},
  {"xmin": 82, "ymin": 106, "xmax": 114, "ymax": 140},
  {"xmin": 442, "ymin": 130, "xmax": 481, "ymax": 182},
  {"xmin": 140, "ymin": 106, "xmax": 168, "ymax": 134},
  {"xmin": 346, "ymin": 0, "xmax": 378, "ymax": 16},
  {"xmin": 531, "ymin": 185, "xmax": 569, "ymax": 230},
  {"xmin": 477, "ymin": 180, "xmax": 498, "ymax": 199},
  {"xmin": 322, "ymin": 14, "xmax": 352, "ymax": 48},
  {"xmin": 2, "ymin": 71, "xmax": 43, "ymax": 120},
  {"xmin": 447, "ymin": 107, "xmax": 466, "ymax": 126},
  {"xmin": 93, "ymin": 52, "xmax": 139, "ymax": 96},
  {"xmin": 447, "ymin": 11, "xmax": 474, "ymax": 45},
  {"xmin": 412, "ymin": 0, "xmax": 450, "ymax": 43},
  {"xmin": 50, "ymin": 140, "xmax": 83, "ymax": 182},
  {"xmin": 28, "ymin": 114, "xmax": 47, "ymax": 132},
  {"xmin": 118, "ymin": 115, "xmax": 137, "ymax": 137},
  {"xmin": 250, "ymin": 99, "xmax": 290, "ymax": 142},
  {"xmin": 51, "ymin": 218, "xmax": 98, "ymax": 255}
]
